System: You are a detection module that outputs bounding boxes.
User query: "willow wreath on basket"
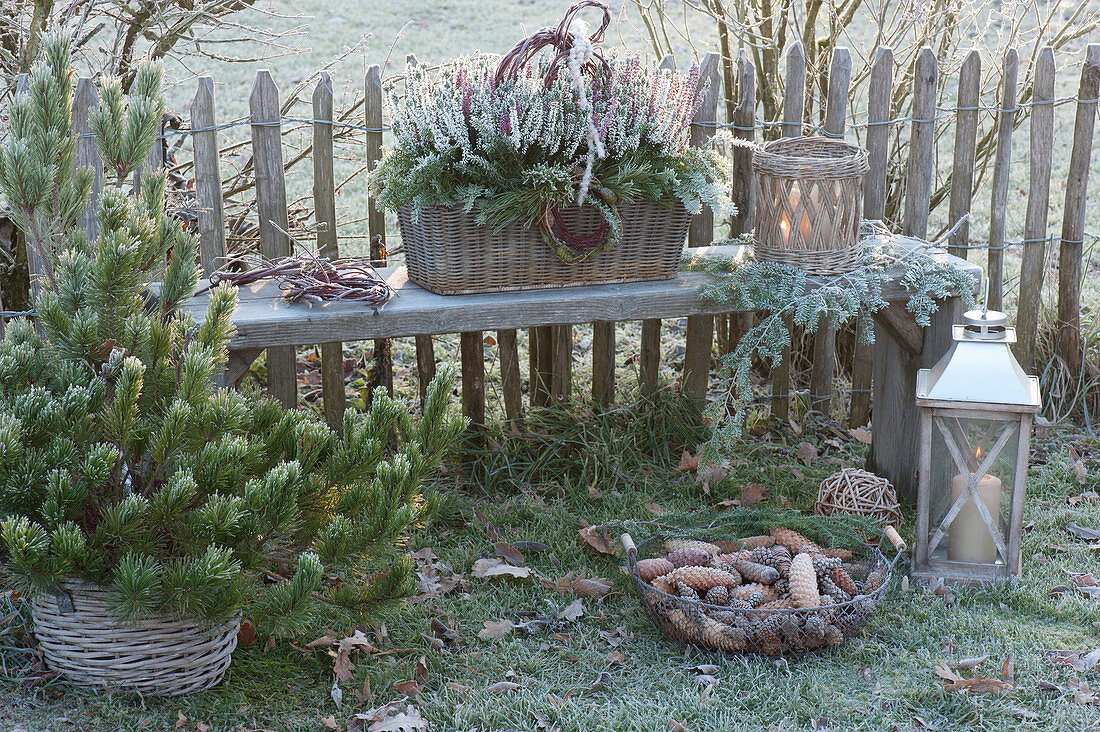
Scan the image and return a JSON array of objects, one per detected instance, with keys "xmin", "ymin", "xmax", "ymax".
[{"xmin": 538, "ymin": 184, "xmax": 623, "ymax": 263}]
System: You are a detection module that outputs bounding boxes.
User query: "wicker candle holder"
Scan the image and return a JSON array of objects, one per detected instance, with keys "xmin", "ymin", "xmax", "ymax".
[
  {"xmin": 752, "ymin": 136, "xmax": 870, "ymax": 276},
  {"xmin": 814, "ymin": 467, "xmax": 902, "ymax": 527}
]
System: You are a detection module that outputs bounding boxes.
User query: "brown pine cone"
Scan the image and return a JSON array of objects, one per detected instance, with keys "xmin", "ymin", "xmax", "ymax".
[
  {"xmin": 666, "ymin": 547, "xmax": 712, "ymax": 568},
  {"xmin": 668, "ymin": 566, "xmax": 740, "ymax": 592},
  {"xmin": 823, "ymin": 623, "xmax": 845, "ymax": 646},
  {"xmin": 650, "ymin": 576, "xmax": 675, "ymax": 595},
  {"xmin": 728, "ymin": 558, "xmax": 780, "ymax": 585},
  {"xmin": 830, "ymin": 566, "xmax": 859, "ymax": 596},
  {"xmin": 821, "ymin": 547, "xmax": 854, "ymax": 561},
  {"xmin": 770, "ymin": 527, "xmax": 823, "ymax": 557},
  {"xmin": 636, "ymin": 557, "xmax": 675, "ymax": 582},
  {"xmin": 733, "ymin": 582, "xmax": 779, "ymax": 605},
  {"xmin": 664, "ymin": 539, "xmax": 720, "ymax": 556},
  {"xmin": 677, "ymin": 582, "xmax": 700, "ymax": 600},
  {"xmin": 863, "ymin": 569, "xmax": 886, "ymax": 593},
  {"xmin": 756, "ymin": 615, "xmax": 784, "ymax": 655},
  {"xmin": 704, "ymin": 585, "xmax": 730, "ymax": 606},
  {"xmin": 750, "ymin": 546, "xmax": 772, "ymax": 565}
]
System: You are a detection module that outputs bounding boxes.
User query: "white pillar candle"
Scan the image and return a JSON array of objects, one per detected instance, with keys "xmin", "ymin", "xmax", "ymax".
[{"xmin": 947, "ymin": 472, "xmax": 1003, "ymax": 563}]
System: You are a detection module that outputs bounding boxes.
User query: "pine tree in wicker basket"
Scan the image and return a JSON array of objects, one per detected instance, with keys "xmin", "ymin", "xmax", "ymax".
[{"xmin": 0, "ymin": 37, "xmax": 464, "ymax": 696}]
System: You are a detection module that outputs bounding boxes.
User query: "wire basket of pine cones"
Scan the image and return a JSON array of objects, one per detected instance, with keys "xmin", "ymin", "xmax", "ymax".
[{"xmin": 623, "ymin": 525, "xmax": 906, "ymax": 657}]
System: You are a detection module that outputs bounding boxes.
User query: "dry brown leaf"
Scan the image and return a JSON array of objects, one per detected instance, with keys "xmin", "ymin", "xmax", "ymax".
[
  {"xmin": 333, "ymin": 649, "xmax": 356, "ymax": 683},
  {"xmin": 670, "ymin": 719, "xmax": 688, "ymax": 732},
  {"xmin": 607, "ymin": 651, "xmax": 628, "ymax": 666},
  {"xmin": 512, "ymin": 541, "xmax": 550, "ymax": 553},
  {"xmin": 795, "ymin": 442, "xmax": 819, "ymax": 462},
  {"xmin": 176, "ymin": 712, "xmax": 188, "ymax": 729},
  {"xmin": 321, "ymin": 715, "xmax": 341, "ymax": 731},
  {"xmin": 363, "ymin": 705, "xmax": 429, "ymax": 732},
  {"xmin": 739, "ymin": 483, "xmax": 769, "ymax": 508},
  {"xmin": 645, "ymin": 503, "xmax": 666, "ymax": 515},
  {"xmin": 354, "ymin": 676, "xmax": 373, "ymax": 705},
  {"xmin": 588, "ymin": 484, "xmax": 602, "ymax": 499},
  {"xmin": 952, "ymin": 655, "xmax": 989, "ymax": 670},
  {"xmin": 933, "ymin": 663, "xmax": 962, "ymax": 683},
  {"xmin": 263, "ymin": 634, "xmax": 277, "ymax": 654},
  {"xmin": 1069, "ymin": 491, "xmax": 1100, "ymax": 506},
  {"xmin": 696, "ymin": 463, "xmax": 728, "ymax": 494},
  {"xmin": 571, "ymin": 578, "xmax": 612, "ymax": 598},
  {"xmin": 559, "ymin": 597, "xmax": 584, "ymax": 622},
  {"xmin": 486, "ymin": 681, "xmax": 523, "ymax": 694},
  {"xmin": 1066, "ymin": 523, "xmax": 1100, "ymax": 541},
  {"xmin": 578, "ymin": 525, "xmax": 619, "ymax": 556},
  {"xmin": 1001, "ymin": 653, "xmax": 1014, "ymax": 682},
  {"xmin": 393, "ymin": 679, "xmax": 422, "ymax": 697},
  {"xmin": 677, "ymin": 450, "xmax": 700, "ymax": 472},
  {"xmin": 599, "ymin": 626, "xmax": 630, "ymax": 647},
  {"xmin": 237, "ymin": 619, "xmax": 257, "ymax": 649},
  {"xmin": 445, "ymin": 681, "xmax": 471, "ymax": 696},
  {"xmin": 936, "ymin": 662, "xmax": 1013, "ymax": 695},
  {"xmin": 414, "ymin": 656, "xmax": 429, "ymax": 685},
  {"xmin": 195, "ymin": 724, "xmax": 210, "ymax": 732},
  {"xmin": 471, "ymin": 557, "xmax": 532, "ymax": 580},
  {"xmin": 493, "ymin": 542, "xmax": 524, "ymax": 564},
  {"xmin": 1070, "ymin": 679, "xmax": 1100, "ymax": 705},
  {"xmin": 849, "ymin": 425, "xmax": 872, "ymax": 444},
  {"xmin": 307, "ymin": 634, "xmax": 337, "ymax": 649},
  {"xmin": 478, "ymin": 619, "xmax": 514, "ymax": 641}
]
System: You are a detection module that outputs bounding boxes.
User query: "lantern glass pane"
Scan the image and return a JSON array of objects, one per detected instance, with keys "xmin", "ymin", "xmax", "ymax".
[{"xmin": 928, "ymin": 415, "xmax": 1018, "ymax": 567}]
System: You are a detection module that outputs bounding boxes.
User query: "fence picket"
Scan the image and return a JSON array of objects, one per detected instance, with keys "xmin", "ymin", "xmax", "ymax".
[
  {"xmin": 1015, "ymin": 47, "xmax": 1055, "ymax": 373},
  {"xmin": 366, "ymin": 63, "xmax": 395, "ymax": 397},
  {"xmin": 987, "ymin": 50, "xmax": 1019, "ymax": 312},
  {"xmin": 849, "ymin": 47, "xmax": 893, "ymax": 428},
  {"xmin": 948, "ymin": 50, "xmax": 981, "ymax": 259},
  {"xmin": 903, "ymin": 48, "xmax": 938, "ymax": 239},
  {"xmin": 592, "ymin": 321, "xmax": 616, "ymax": 405},
  {"xmin": 809, "ymin": 47, "xmax": 852, "ymax": 416},
  {"xmin": 638, "ymin": 53, "xmax": 679, "ymax": 397},
  {"xmin": 770, "ymin": 42, "xmax": 806, "ymax": 423},
  {"xmin": 249, "ymin": 70, "xmax": 297, "ymax": 407},
  {"xmin": 72, "ymin": 78, "xmax": 101, "ymax": 241},
  {"xmin": 684, "ymin": 51, "xmax": 721, "ymax": 409},
  {"xmin": 313, "ymin": 73, "xmax": 346, "ymax": 429},
  {"xmin": 721, "ymin": 50, "xmax": 756, "ymax": 357},
  {"xmin": 1056, "ymin": 44, "xmax": 1100, "ymax": 376},
  {"xmin": 499, "ymin": 329, "xmax": 524, "ymax": 427},
  {"xmin": 191, "ymin": 77, "xmax": 226, "ymax": 275}
]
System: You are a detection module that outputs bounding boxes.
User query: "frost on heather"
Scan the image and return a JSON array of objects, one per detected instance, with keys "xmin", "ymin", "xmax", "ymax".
[{"xmin": 372, "ymin": 52, "xmax": 732, "ymax": 232}]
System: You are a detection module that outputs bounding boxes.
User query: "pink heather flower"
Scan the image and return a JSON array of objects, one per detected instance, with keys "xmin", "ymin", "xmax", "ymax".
[
  {"xmin": 499, "ymin": 113, "xmax": 511, "ymax": 136},
  {"xmin": 462, "ymin": 87, "xmax": 473, "ymax": 120}
]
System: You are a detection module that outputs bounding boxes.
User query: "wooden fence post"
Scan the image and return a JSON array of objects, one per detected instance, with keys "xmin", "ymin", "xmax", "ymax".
[
  {"xmin": 1056, "ymin": 44, "xmax": 1100, "ymax": 376},
  {"xmin": 947, "ymin": 50, "xmax": 981, "ymax": 259},
  {"xmin": 849, "ymin": 46, "xmax": 893, "ymax": 429},
  {"xmin": 365, "ymin": 63, "xmax": 395, "ymax": 397},
  {"xmin": 461, "ymin": 332, "xmax": 486, "ymax": 429},
  {"xmin": 499, "ymin": 328, "xmax": 524, "ymax": 427},
  {"xmin": 192, "ymin": 77, "xmax": 226, "ymax": 276},
  {"xmin": 683, "ymin": 51, "xmax": 721, "ymax": 410},
  {"xmin": 71, "ymin": 77, "xmax": 102, "ymax": 241},
  {"xmin": 403, "ymin": 55, "xmax": 438, "ymax": 405},
  {"xmin": 903, "ymin": 48, "xmax": 938, "ymax": 240},
  {"xmin": 313, "ymin": 72, "xmax": 347, "ymax": 429},
  {"xmin": 987, "ymin": 49, "xmax": 1018, "ymax": 312},
  {"xmin": 551, "ymin": 325, "xmax": 573, "ymax": 400},
  {"xmin": 249, "ymin": 70, "xmax": 297, "ymax": 408},
  {"xmin": 1014, "ymin": 47, "xmax": 1055, "ymax": 373},
  {"xmin": 638, "ymin": 52, "xmax": 678, "ymax": 397},
  {"xmin": 592, "ymin": 321, "xmax": 616, "ymax": 405},
  {"xmin": 808, "ymin": 47, "xmax": 852, "ymax": 417},
  {"xmin": 721, "ymin": 50, "xmax": 755, "ymax": 356},
  {"xmin": 770, "ymin": 41, "xmax": 806, "ymax": 423}
]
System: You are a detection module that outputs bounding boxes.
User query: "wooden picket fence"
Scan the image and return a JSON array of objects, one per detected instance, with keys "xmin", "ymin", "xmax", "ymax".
[{"xmin": 35, "ymin": 41, "xmax": 1100, "ymax": 429}]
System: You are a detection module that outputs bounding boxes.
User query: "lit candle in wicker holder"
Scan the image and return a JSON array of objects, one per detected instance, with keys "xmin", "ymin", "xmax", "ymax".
[{"xmin": 753, "ymin": 136, "xmax": 869, "ymax": 276}]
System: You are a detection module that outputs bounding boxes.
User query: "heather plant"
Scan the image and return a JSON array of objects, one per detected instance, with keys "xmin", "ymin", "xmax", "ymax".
[
  {"xmin": 371, "ymin": 51, "xmax": 733, "ymax": 258},
  {"xmin": 0, "ymin": 37, "xmax": 465, "ymax": 631}
]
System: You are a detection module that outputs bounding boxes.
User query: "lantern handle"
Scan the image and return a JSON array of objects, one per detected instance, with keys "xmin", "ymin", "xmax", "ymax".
[{"xmin": 883, "ymin": 525, "xmax": 906, "ymax": 553}]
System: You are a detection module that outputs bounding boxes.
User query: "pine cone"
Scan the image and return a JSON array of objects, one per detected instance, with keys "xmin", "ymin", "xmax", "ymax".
[
  {"xmin": 664, "ymin": 539, "xmax": 720, "ymax": 556},
  {"xmin": 770, "ymin": 545, "xmax": 792, "ymax": 576},
  {"xmin": 779, "ymin": 614, "xmax": 803, "ymax": 651},
  {"xmin": 821, "ymin": 547, "xmax": 854, "ymax": 561},
  {"xmin": 704, "ymin": 585, "xmax": 730, "ymax": 606},
  {"xmin": 818, "ymin": 574, "xmax": 848, "ymax": 602},
  {"xmin": 712, "ymin": 560, "xmax": 744, "ymax": 585},
  {"xmin": 756, "ymin": 598, "xmax": 795, "ymax": 610},
  {"xmin": 666, "ymin": 547, "xmax": 712, "ymax": 568},
  {"xmin": 677, "ymin": 582, "xmax": 700, "ymax": 600},
  {"xmin": 695, "ymin": 612, "xmax": 746, "ymax": 652},
  {"xmin": 733, "ymin": 535, "xmax": 776, "ymax": 549},
  {"xmin": 650, "ymin": 576, "xmax": 675, "ymax": 595},
  {"xmin": 789, "ymin": 553, "xmax": 821, "ymax": 609},
  {"xmin": 726, "ymin": 597, "xmax": 753, "ymax": 611},
  {"xmin": 803, "ymin": 614, "xmax": 826, "ymax": 649},
  {"xmin": 824, "ymin": 623, "xmax": 845, "ymax": 647},
  {"xmin": 733, "ymin": 582, "xmax": 779, "ymax": 605},
  {"xmin": 830, "ymin": 566, "xmax": 859, "ymax": 596},
  {"xmin": 636, "ymin": 557, "xmax": 674, "ymax": 582},
  {"xmin": 770, "ymin": 527, "xmax": 823, "ymax": 557},
  {"xmin": 668, "ymin": 566, "xmax": 739, "ymax": 592},
  {"xmin": 812, "ymin": 554, "xmax": 842, "ymax": 577},
  {"xmin": 728, "ymin": 558, "xmax": 780, "ymax": 585},
  {"xmin": 772, "ymin": 578, "xmax": 789, "ymax": 595},
  {"xmin": 863, "ymin": 569, "xmax": 886, "ymax": 593},
  {"xmin": 756, "ymin": 615, "xmax": 784, "ymax": 655},
  {"xmin": 750, "ymin": 546, "xmax": 772, "ymax": 565}
]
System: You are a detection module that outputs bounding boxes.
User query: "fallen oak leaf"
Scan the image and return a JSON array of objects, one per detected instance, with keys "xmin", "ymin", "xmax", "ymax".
[
  {"xmin": 696, "ymin": 462, "xmax": 728, "ymax": 494},
  {"xmin": 493, "ymin": 542, "xmax": 525, "ymax": 565},
  {"xmin": 393, "ymin": 679, "xmax": 421, "ymax": 697},
  {"xmin": 486, "ymin": 681, "xmax": 522, "ymax": 694},
  {"xmin": 578, "ymin": 525, "xmax": 619, "ymax": 556},
  {"xmin": 478, "ymin": 619, "xmax": 514, "ymax": 641},
  {"xmin": 444, "ymin": 681, "xmax": 471, "ymax": 696},
  {"xmin": 607, "ymin": 651, "xmax": 629, "ymax": 666},
  {"xmin": 321, "ymin": 714, "xmax": 340, "ymax": 730},
  {"xmin": 237, "ymin": 619, "xmax": 257, "ymax": 649},
  {"xmin": 558, "ymin": 598, "xmax": 584, "ymax": 622},
  {"xmin": 570, "ymin": 577, "xmax": 612, "ymax": 598},
  {"xmin": 738, "ymin": 483, "xmax": 769, "ymax": 508},
  {"xmin": 511, "ymin": 541, "xmax": 549, "ymax": 553},
  {"xmin": 588, "ymin": 671, "xmax": 613, "ymax": 693},
  {"xmin": 1001, "ymin": 653, "xmax": 1014, "ymax": 683},
  {"xmin": 677, "ymin": 450, "xmax": 700, "ymax": 472},
  {"xmin": 795, "ymin": 441, "xmax": 819, "ymax": 462},
  {"xmin": 471, "ymin": 557, "xmax": 532, "ymax": 580}
]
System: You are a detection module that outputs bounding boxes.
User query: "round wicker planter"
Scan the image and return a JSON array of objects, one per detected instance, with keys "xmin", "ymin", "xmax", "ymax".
[
  {"xmin": 752, "ymin": 136, "xmax": 870, "ymax": 276},
  {"xmin": 31, "ymin": 582, "xmax": 238, "ymax": 696},
  {"xmin": 398, "ymin": 199, "xmax": 692, "ymax": 295}
]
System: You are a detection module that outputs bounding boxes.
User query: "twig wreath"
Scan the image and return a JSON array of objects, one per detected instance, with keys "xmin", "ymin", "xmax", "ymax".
[{"xmin": 688, "ymin": 221, "xmax": 978, "ymax": 456}]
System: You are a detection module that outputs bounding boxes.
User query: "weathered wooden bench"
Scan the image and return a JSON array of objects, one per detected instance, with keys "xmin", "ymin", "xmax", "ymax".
[{"xmin": 182, "ymin": 241, "xmax": 982, "ymax": 499}]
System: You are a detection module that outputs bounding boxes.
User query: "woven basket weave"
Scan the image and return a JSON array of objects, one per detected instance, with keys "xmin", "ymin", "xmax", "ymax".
[
  {"xmin": 32, "ymin": 582, "xmax": 238, "ymax": 696},
  {"xmin": 397, "ymin": 200, "xmax": 692, "ymax": 295},
  {"xmin": 752, "ymin": 136, "xmax": 869, "ymax": 276}
]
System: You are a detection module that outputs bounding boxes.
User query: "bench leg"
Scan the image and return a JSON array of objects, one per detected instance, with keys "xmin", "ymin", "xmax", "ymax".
[
  {"xmin": 866, "ymin": 297, "xmax": 962, "ymax": 502},
  {"xmin": 460, "ymin": 331, "xmax": 485, "ymax": 429}
]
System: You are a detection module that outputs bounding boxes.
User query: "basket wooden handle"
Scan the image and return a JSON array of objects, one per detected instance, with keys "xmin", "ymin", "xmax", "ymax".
[
  {"xmin": 884, "ymin": 525, "xmax": 906, "ymax": 552},
  {"xmin": 620, "ymin": 533, "xmax": 637, "ymax": 558}
]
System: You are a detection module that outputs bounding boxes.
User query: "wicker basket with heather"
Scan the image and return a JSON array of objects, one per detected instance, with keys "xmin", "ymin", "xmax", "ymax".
[{"xmin": 371, "ymin": 1, "xmax": 732, "ymax": 295}]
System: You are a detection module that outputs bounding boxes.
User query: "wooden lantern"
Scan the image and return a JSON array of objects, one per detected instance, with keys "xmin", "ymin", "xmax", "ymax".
[{"xmin": 912, "ymin": 309, "xmax": 1041, "ymax": 585}]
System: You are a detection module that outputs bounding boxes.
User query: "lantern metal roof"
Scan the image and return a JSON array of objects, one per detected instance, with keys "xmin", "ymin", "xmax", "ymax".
[{"xmin": 915, "ymin": 309, "xmax": 1042, "ymax": 411}]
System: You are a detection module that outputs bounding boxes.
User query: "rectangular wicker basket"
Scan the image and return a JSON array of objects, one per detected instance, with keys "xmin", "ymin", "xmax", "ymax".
[{"xmin": 397, "ymin": 200, "xmax": 692, "ymax": 295}]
